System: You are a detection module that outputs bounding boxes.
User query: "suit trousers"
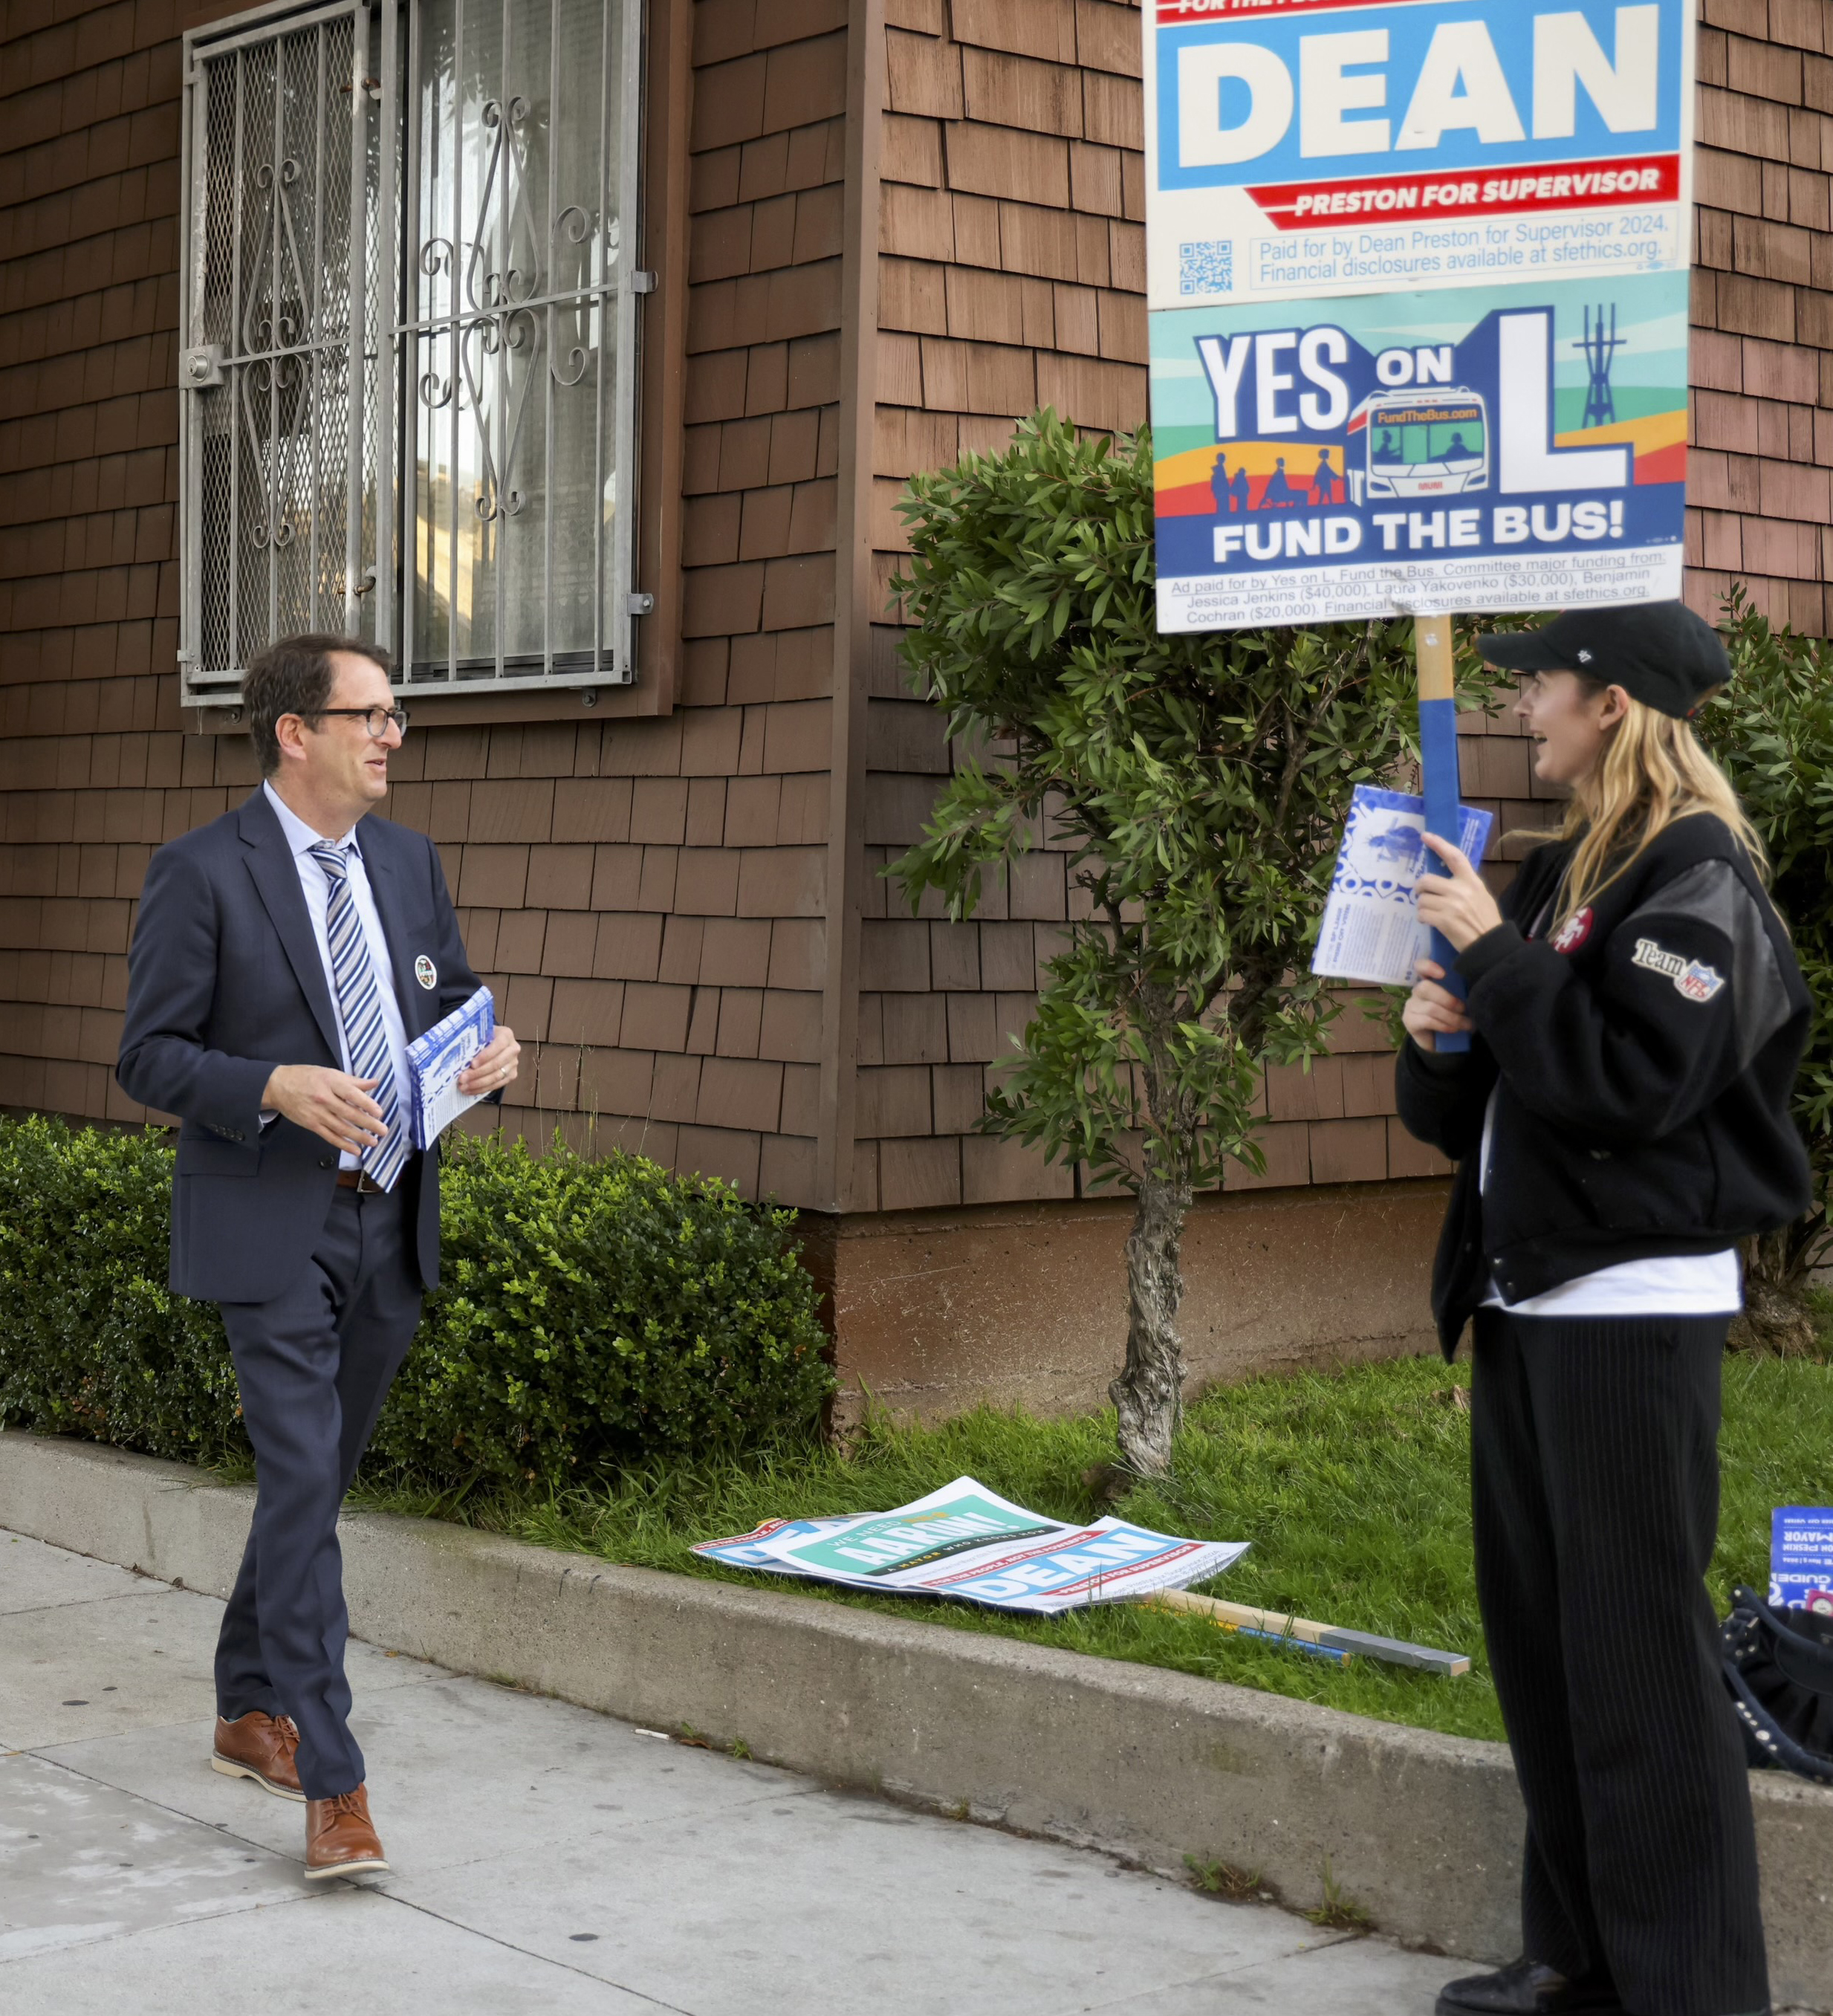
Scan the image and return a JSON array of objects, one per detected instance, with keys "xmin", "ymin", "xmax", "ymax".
[
  {"xmin": 1469, "ymin": 1307, "xmax": 1768, "ymax": 2016},
  {"xmin": 215, "ymin": 1180, "xmax": 424, "ymax": 1799}
]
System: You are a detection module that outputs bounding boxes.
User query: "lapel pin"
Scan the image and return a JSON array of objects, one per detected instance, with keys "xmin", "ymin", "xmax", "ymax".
[{"xmin": 415, "ymin": 955, "xmax": 437, "ymax": 990}]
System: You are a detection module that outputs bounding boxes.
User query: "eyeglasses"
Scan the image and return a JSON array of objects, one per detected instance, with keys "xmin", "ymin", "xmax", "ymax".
[{"xmin": 306, "ymin": 705, "xmax": 411, "ymax": 740}]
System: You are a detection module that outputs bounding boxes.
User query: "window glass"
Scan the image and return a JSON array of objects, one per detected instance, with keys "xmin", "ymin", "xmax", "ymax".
[
  {"xmin": 189, "ymin": 11, "xmax": 380, "ymax": 680},
  {"xmin": 409, "ymin": 0, "xmax": 628, "ymax": 679},
  {"xmin": 1434, "ymin": 421, "xmax": 1484, "ymax": 463},
  {"xmin": 1369, "ymin": 414, "xmax": 1485, "ymax": 470},
  {"xmin": 180, "ymin": 0, "xmax": 638, "ymax": 701}
]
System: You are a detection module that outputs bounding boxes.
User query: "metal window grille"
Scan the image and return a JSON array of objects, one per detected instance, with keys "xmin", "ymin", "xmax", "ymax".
[{"xmin": 178, "ymin": 0, "xmax": 642, "ymax": 706}]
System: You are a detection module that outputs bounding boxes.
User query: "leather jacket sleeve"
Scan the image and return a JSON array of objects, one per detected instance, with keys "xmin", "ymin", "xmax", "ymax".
[
  {"xmin": 1455, "ymin": 858, "xmax": 1794, "ymax": 1150},
  {"xmin": 1395, "ymin": 1034, "xmax": 1498, "ymax": 1161}
]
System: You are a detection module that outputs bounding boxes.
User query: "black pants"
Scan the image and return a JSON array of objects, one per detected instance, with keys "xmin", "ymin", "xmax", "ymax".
[
  {"xmin": 215, "ymin": 1184, "xmax": 424, "ymax": 1800},
  {"xmin": 1470, "ymin": 1308, "xmax": 1767, "ymax": 2016}
]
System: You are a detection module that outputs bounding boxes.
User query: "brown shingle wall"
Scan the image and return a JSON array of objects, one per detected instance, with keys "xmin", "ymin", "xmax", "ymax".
[
  {"xmin": 851, "ymin": 0, "xmax": 1146, "ymax": 1210},
  {"xmin": 0, "ymin": 0, "xmax": 848, "ymax": 1209},
  {"xmin": 361, "ymin": 0, "xmax": 855, "ymax": 1208},
  {"xmin": 859, "ymin": 0, "xmax": 1832, "ymax": 1210},
  {"xmin": 0, "ymin": 0, "xmax": 187, "ymax": 1124},
  {"xmin": 1687, "ymin": 0, "xmax": 1833, "ymax": 635},
  {"xmin": 859, "ymin": 0, "xmax": 1440, "ymax": 1208},
  {"xmin": 476, "ymin": 0, "xmax": 851, "ymax": 1203},
  {"xmin": 4, "ymin": 0, "xmax": 1827, "ymax": 1221}
]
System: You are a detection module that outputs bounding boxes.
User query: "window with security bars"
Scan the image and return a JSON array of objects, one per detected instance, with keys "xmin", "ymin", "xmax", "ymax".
[{"xmin": 178, "ymin": 0, "xmax": 643, "ymax": 704}]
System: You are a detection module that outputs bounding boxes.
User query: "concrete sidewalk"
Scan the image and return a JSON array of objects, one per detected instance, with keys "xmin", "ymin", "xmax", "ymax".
[{"xmin": 0, "ymin": 1527, "xmax": 1467, "ymax": 2015}]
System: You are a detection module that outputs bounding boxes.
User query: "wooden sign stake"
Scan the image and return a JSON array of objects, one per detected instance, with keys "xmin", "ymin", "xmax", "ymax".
[
  {"xmin": 1140, "ymin": 1586, "xmax": 1472, "ymax": 1678},
  {"xmin": 1415, "ymin": 614, "xmax": 1469, "ymax": 1055}
]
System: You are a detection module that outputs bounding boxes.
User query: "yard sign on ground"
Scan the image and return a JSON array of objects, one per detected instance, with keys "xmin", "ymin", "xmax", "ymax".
[{"xmin": 1143, "ymin": 0, "xmax": 1696, "ymax": 634}]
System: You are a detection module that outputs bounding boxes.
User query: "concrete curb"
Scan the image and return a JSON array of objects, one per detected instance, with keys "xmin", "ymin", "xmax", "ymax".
[{"xmin": 4, "ymin": 1430, "xmax": 1829, "ymax": 2004}]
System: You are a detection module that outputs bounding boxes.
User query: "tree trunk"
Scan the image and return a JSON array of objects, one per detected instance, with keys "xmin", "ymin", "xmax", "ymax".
[
  {"xmin": 1727, "ymin": 1227, "xmax": 1818, "ymax": 1357},
  {"xmin": 1111, "ymin": 1170, "xmax": 1191, "ymax": 1477}
]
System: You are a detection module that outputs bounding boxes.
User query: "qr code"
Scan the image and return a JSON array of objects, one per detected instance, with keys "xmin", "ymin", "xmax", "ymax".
[{"xmin": 1179, "ymin": 239, "xmax": 1234, "ymax": 296}]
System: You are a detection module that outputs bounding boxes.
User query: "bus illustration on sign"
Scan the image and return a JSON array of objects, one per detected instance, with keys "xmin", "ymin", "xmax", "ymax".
[{"xmin": 1360, "ymin": 392, "xmax": 1489, "ymax": 499}]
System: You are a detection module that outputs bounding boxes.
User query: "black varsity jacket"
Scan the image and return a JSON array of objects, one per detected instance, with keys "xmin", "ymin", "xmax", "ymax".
[{"xmin": 1395, "ymin": 811, "xmax": 1813, "ymax": 1358}]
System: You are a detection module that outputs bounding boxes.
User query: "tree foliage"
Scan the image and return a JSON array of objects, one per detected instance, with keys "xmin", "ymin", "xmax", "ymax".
[
  {"xmin": 1696, "ymin": 587, "xmax": 1833, "ymax": 1283},
  {"xmin": 888, "ymin": 410, "xmax": 1490, "ymax": 1197}
]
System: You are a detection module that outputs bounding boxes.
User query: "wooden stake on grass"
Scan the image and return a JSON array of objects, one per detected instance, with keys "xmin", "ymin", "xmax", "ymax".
[{"xmin": 1141, "ymin": 1586, "xmax": 1472, "ymax": 1678}]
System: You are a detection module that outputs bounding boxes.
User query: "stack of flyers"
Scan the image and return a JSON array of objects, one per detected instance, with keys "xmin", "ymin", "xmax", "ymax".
[
  {"xmin": 1312, "ymin": 786, "xmax": 1495, "ymax": 988},
  {"xmin": 406, "ymin": 984, "xmax": 495, "ymax": 1150}
]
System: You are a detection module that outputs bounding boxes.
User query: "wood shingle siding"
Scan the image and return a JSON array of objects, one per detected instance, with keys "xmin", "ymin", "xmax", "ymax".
[
  {"xmin": 852, "ymin": 0, "xmax": 1833, "ymax": 1212},
  {"xmin": 1690, "ymin": 0, "xmax": 1833, "ymax": 634},
  {"xmin": 0, "ymin": 0, "xmax": 186, "ymax": 1123},
  {"xmin": 0, "ymin": 0, "xmax": 1826, "ymax": 1228}
]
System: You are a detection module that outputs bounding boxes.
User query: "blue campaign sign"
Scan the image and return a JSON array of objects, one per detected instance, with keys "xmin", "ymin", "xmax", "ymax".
[
  {"xmin": 1771, "ymin": 1507, "xmax": 1833, "ymax": 1615},
  {"xmin": 1151, "ymin": 270, "xmax": 1687, "ymax": 627},
  {"xmin": 1143, "ymin": 0, "xmax": 1696, "ymax": 630}
]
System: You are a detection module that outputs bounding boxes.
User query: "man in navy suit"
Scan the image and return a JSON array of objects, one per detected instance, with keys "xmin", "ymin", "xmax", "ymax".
[{"xmin": 117, "ymin": 635, "xmax": 519, "ymax": 1880}]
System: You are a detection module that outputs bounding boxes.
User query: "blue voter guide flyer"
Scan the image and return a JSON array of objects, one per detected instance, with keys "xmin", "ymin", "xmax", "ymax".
[
  {"xmin": 1770, "ymin": 1507, "xmax": 1833, "ymax": 1615},
  {"xmin": 1142, "ymin": 0, "xmax": 1695, "ymax": 631},
  {"xmin": 1313, "ymin": 785, "xmax": 1493, "ymax": 986},
  {"xmin": 406, "ymin": 984, "xmax": 495, "ymax": 1150}
]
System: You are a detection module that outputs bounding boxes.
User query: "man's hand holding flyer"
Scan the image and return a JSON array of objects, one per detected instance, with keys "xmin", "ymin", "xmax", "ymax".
[{"xmin": 406, "ymin": 985, "xmax": 496, "ymax": 1150}]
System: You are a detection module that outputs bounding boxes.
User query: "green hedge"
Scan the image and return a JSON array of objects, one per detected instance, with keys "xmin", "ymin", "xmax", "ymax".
[{"xmin": 0, "ymin": 1117, "xmax": 833, "ymax": 1487}]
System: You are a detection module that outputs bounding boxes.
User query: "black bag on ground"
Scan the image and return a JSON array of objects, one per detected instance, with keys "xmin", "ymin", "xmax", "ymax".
[{"xmin": 1720, "ymin": 1584, "xmax": 1833, "ymax": 1786}]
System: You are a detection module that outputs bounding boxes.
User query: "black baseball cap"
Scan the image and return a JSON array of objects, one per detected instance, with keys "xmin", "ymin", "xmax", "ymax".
[{"xmin": 1475, "ymin": 603, "xmax": 1731, "ymax": 719}]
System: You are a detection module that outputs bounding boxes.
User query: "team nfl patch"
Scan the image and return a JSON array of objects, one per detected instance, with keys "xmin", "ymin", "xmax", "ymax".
[
  {"xmin": 1632, "ymin": 937, "xmax": 1725, "ymax": 1003},
  {"xmin": 1675, "ymin": 962, "xmax": 1725, "ymax": 1003}
]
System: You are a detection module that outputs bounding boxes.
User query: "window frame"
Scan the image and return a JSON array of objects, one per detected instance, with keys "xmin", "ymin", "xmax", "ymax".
[{"xmin": 177, "ymin": 0, "xmax": 666, "ymax": 713}]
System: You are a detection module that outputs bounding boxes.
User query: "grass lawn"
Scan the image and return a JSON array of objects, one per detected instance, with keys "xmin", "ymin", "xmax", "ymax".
[{"xmin": 349, "ymin": 1346, "xmax": 1833, "ymax": 1748}]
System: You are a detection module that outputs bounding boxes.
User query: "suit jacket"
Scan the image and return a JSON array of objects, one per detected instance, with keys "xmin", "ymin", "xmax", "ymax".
[{"xmin": 116, "ymin": 788, "xmax": 484, "ymax": 1303}]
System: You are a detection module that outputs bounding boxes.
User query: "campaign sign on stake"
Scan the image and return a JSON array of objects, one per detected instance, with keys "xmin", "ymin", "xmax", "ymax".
[{"xmin": 1143, "ymin": 0, "xmax": 1695, "ymax": 632}]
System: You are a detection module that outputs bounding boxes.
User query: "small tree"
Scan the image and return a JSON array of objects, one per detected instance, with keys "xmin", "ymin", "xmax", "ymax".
[
  {"xmin": 1696, "ymin": 588, "xmax": 1833, "ymax": 1352},
  {"xmin": 888, "ymin": 412, "xmax": 1489, "ymax": 1477}
]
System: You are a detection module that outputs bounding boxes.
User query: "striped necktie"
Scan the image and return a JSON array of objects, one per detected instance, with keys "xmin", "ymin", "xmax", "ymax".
[{"xmin": 308, "ymin": 840, "xmax": 409, "ymax": 1190}]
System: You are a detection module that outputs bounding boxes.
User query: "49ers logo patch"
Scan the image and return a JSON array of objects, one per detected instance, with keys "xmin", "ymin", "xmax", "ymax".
[
  {"xmin": 1550, "ymin": 906, "xmax": 1594, "ymax": 953},
  {"xmin": 1632, "ymin": 936, "xmax": 1725, "ymax": 1003}
]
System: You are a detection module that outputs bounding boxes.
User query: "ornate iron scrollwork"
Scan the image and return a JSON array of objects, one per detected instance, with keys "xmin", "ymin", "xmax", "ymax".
[
  {"xmin": 461, "ymin": 306, "xmax": 539, "ymax": 519},
  {"xmin": 550, "ymin": 207, "xmax": 592, "ymax": 389},
  {"xmin": 241, "ymin": 157, "xmax": 312, "ymax": 362},
  {"xmin": 415, "ymin": 91, "xmax": 612, "ymax": 522},
  {"xmin": 464, "ymin": 97, "xmax": 542, "ymax": 313}
]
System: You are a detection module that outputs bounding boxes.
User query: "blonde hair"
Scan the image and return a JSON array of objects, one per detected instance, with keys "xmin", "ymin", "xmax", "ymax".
[{"xmin": 1548, "ymin": 687, "xmax": 1767, "ymax": 929}]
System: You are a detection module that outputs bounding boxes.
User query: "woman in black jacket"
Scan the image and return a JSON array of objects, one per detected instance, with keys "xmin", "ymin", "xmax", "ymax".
[{"xmin": 1398, "ymin": 602, "xmax": 1811, "ymax": 2016}]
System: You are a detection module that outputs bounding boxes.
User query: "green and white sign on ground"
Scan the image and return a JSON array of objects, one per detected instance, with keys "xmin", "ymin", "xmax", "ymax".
[{"xmin": 695, "ymin": 1477, "xmax": 1250, "ymax": 1618}]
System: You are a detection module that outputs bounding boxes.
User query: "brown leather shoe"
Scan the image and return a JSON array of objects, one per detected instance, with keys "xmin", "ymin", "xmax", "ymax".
[
  {"xmin": 212, "ymin": 1711, "xmax": 305, "ymax": 1802},
  {"xmin": 304, "ymin": 1783, "xmax": 389, "ymax": 1880}
]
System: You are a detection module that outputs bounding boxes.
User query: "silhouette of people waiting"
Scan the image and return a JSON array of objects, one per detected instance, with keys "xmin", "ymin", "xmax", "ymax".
[
  {"xmin": 1262, "ymin": 456, "xmax": 1299, "ymax": 508},
  {"xmin": 1210, "ymin": 448, "xmax": 1233, "ymax": 515},
  {"xmin": 1308, "ymin": 448, "xmax": 1340, "ymax": 506},
  {"xmin": 1229, "ymin": 462, "xmax": 1250, "ymax": 512}
]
